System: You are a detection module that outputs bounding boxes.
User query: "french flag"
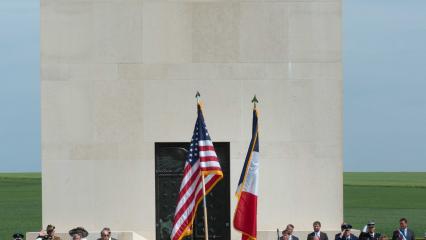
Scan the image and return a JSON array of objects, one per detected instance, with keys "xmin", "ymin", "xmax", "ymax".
[{"xmin": 234, "ymin": 107, "xmax": 259, "ymax": 240}]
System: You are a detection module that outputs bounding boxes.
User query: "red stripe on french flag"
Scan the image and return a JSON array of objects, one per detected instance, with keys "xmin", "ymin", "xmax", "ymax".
[{"xmin": 234, "ymin": 191, "xmax": 257, "ymax": 238}]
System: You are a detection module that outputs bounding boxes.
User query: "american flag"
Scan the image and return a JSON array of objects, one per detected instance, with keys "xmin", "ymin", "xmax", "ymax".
[{"xmin": 171, "ymin": 103, "xmax": 223, "ymax": 240}]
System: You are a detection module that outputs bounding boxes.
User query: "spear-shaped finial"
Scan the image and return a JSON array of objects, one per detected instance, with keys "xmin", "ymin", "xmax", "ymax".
[
  {"xmin": 252, "ymin": 94, "xmax": 259, "ymax": 108},
  {"xmin": 196, "ymin": 91, "xmax": 201, "ymax": 104}
]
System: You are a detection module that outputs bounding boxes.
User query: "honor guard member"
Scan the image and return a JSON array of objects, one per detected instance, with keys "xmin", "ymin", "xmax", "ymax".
[
  {"xmin": 359, "ymin": 221, "xmax": 381, "ymax": 240},
  {"xmin": 308, "ymin": 221, "xmax": 329, "ymax": 240},
  {"xmin": 392, "ymin": 218, "xmax": 415, "ymax": 240},
  {"xmin": 335, "ymin": 223, "xmax": 358, "ymax": 240},
  {"xmin": 13, "ymin": 233, "xmax": 24, "ymax": 240}
]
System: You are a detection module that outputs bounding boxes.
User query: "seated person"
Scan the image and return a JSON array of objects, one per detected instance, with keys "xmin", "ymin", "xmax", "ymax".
[
  {"xmin": 280, "ymin": 230, "xmax": 290, "ymax": 240},
  {"xmin": 97, "ymin": 227, "xmax": 117, "ymax": 240},
  {"xmin": 36, "ymin": 225, "xmax": 61, "ymax": 240},
  {"xmin": 69, "ymin": 227, "xmax": 89, "ymax": 240},
  {"xmin": 71, "ymin": 234, "xmax": 81, "ymax": 240}
]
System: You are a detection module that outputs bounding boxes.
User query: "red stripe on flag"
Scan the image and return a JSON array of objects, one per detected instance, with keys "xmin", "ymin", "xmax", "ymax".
[
  {"xmin": 199, "ymin": 145, "xmax": 215, "ymax": 151},
  {"xmin": 200, "ymin": 156, "xmax": 218, "ymax": 162},
  {"xmin": 234, "ymin": 191, "xmax": 257, "ymax": 238}
]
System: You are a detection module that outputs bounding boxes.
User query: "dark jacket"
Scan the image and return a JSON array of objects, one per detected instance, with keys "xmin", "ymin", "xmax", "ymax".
[
  {"xmin": 335, "ymin": 233, "xmax": 359, "ymax": 240},
  {"xmin": 359, "ymin": 232, "xmax": 381, "ymax": 240},
  {"xmin": 392, "ymin": 229, "xmax": 415, "ymax": 240},
  {"xmin": 308, "ymin": 232, "xmax": 329, "ymax": 240},
  {"xmin": 281, "ymin": 236, "xmax": 300, "ymax": 240}
]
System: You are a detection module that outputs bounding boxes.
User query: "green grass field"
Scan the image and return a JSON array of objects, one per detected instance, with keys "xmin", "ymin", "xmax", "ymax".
[
  {"xmin": 344, "ymin": 172, "xmax": 426, "ymax": 237},
  {"xmin": 0, "ymin": 173, "xmax": 41, "ymax": 240},
  {"xmin": 0, "ymin": 172, "xmax": 425, "ymax": 240}
]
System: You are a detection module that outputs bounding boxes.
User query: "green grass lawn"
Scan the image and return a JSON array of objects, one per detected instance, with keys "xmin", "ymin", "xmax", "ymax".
[
  {"xmin": 344, "ymin": 172, "xmax": 426, "ymax": 238},
  {"xmin": 0, "ymin": 173, "xmax": 41, "ymax": 240},
  {"xmin": 0, "ymin": 172, "xmax": 425, "ymax": 240}
]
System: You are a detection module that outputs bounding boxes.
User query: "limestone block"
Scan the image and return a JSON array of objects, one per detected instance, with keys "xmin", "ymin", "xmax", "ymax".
[
  {"xmin": 239, "ymin": 2, "xmax": 288, "ymax": 62},
  {"xmin": 288, "ymin": 1, "xmax": 341, "ymax": 62},
  {"xmin": 41, "ymin": 0, "xmax": 142, "ymax": 64},
  {"xmin": 92, "ymin": 80, "xmax": 144, "ymax": 144},
  {"xmin": 41, "ymin": 80, "xmax": 94, "ymax": 145},
  {"xmin": 142, "ymin": 1, "xmax": 192, "ymax": 63},
  {"xmin": 141, "ymin": 79, "xmax": 243, "ymax": 142},
  {"xmin": 192, "ymin": 2, "xmax": 240, "ymax": 62},
  {"xmin": 92, "ymin": 0, "xmax": 142, "ymax": 63}
]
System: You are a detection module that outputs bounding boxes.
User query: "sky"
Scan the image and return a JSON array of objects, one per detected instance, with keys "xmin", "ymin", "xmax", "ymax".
[
  {"xmin": 0, "ymin": 0, "xmax": 425, "ymax": 172},
  {"xmin": 343, "ymin": 0, "xmax": 426, "ymax": 171},
  {"xmin": 0, "ymin": 0, "xmax": 40, "ymax": 172}
]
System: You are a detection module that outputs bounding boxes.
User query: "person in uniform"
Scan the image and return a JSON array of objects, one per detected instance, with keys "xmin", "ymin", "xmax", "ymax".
[
  {"xmin": 13, "ymin": 233, "xmax": 24, "ymax": 240},
  {"xmin": 359, "ymin": 221, "xmax": 381, "ymax": 240},
  {"xmin": 307, "ymin": 221, "xmax": 329, "ymax": 240},
  {"xmin": 335, "ymin": 223, "xmax": 358, "ymax": 240},
  {"xmin": 392, "ymin": 218, "xmax": 415, "ymax": 240}
]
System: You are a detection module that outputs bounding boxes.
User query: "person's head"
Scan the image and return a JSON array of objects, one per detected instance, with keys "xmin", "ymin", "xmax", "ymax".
[
  {"xmin": 46, "ymin": 225, "xmax": 55, "ymax": 237},
  {"xmin": 399, "ymin": 218, "xmax": 408, "ymax": 229},
  {"xmin": 367, "ymin": 221, "xmax": 376, "ymax": 233},
  {"xmin": 341, "ymin": 223, "xmax": 352, "ymax": 236},
  {"xmin": 313, "ymin": 221, "xmax": 321, "ymax": 232},
  {"xmin": 72, "ymin": 234, "xmax": 81, "ymax": 240},
  {"xmin": 101, "ymin": 227, "xmax": 111, "ymax": 240},
  {"xmin": 282, "ymin": 230, "xmax": 290, "ymax": 240},
  {"xmin": 286, "ymin": 224, "xmax": 295, "ymax": 235},
  {"xmin": 379, "ymin": 235, "xmax": 388, "ymax": 240},
  {"xmin": 12, "ymin": 233, "xmax": 24, "ymax": 240}
]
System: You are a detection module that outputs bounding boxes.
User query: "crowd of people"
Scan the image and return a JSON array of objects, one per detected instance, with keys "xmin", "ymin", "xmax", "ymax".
[
  {"xmin": 11, "ymin": 225, "xmax": 117, "ymax": 240},
  {"xmin": 8, "ymin": 218, "xmax": 425, "ymax": 240},
  {"xmin": 279, "ymin": 218, "xmax": 421, "ymax": 240}
]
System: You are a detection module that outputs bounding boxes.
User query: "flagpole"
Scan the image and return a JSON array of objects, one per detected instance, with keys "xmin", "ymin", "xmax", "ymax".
[
  {"xmin": 201, "ymin": 174, "xmax": 209, "ymax": 240},
  {"xmin": 196, "ymin": 91, "xmax": 209, "ymax": 240}
]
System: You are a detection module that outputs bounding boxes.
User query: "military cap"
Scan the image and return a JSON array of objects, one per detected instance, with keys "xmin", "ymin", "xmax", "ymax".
[
  {"xmin": 13, "ymin": 233, "xmax": 24, "ymax": 240},
  {"xmin": 367, "ymin": 221, "xmax": 376, "ymax": 227},
  {"xmin": 341, "ymin": 223, "xmax": 353, "ymax": 230}
]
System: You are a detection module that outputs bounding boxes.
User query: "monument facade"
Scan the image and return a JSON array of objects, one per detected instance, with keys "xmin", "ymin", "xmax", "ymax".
[{"xmin": 41, "ymin": 0, "xmax": 342, "ymax": 239}]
